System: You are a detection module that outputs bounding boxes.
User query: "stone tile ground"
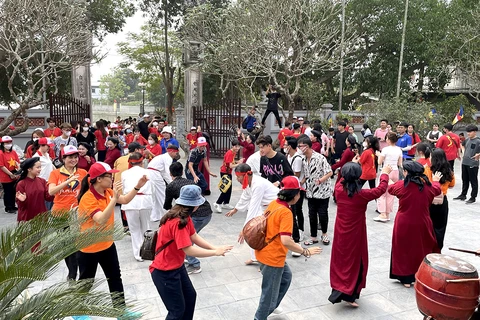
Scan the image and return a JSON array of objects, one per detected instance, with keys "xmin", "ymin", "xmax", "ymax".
[{"xmin": 1, "ymin": 158, "xmax": 479, "ymax": 319}]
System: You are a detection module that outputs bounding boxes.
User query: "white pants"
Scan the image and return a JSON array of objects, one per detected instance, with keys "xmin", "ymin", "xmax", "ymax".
[
  {"xmin": 125, "ymin": 209, "xmax": 155, "ymax": 260},
  {"xmin": 149, "ymin": 171, "xmax": 166, "ymax": 221}
]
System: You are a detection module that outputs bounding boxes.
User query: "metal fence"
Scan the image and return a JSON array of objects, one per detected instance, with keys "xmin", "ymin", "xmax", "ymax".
[
  {"xmin": 193, "ymin": 99, "xmax": 242, "ymax": 158},
  {"xmin": 49, "ymin": 93, "xmax": 91, "ymax": 125}
]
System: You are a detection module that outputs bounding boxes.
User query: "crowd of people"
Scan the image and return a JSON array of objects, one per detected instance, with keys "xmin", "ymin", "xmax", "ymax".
[{"xmin": 0, "ymin": 110, "xmax": 478, "ymax": 319}]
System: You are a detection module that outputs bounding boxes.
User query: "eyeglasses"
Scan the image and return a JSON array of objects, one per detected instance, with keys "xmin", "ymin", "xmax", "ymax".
[{"xmin": 101, "ymin": 175, "xmax": 113, "ymax": 180}]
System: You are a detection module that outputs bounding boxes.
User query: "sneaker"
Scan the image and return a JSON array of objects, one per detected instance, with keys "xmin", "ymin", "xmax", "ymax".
[
  {"xmin": 123, "ymin": 227, "xmax": 131, "ymax": 235},
  {"xmin": 186, "ymin": 265, "xmax": 202, "ymax": 274},
  {"xmin": 453, "ymin": 195, "xmax": 466, "ymax": 200},
  {"xmin": 272, "ymin": 307, "xmax": 283, "ymax": 314},
  {"xmin": 213, "ymin": 203, "xmax": 222, "ymax": 213},
  {"xmin": 466, "ymin": 198, "xmax": 476, "ymax": 204},
  {"xmin": 222, "ymin": 204, "xmax": 234, "ymax": 210},
  {"xmin": 291, "ymin": 251, "xmax": 302, "ymax": 257},
  {"xmin": 135, "ymin": 257, "xmax": 144, "ymax": 262}
]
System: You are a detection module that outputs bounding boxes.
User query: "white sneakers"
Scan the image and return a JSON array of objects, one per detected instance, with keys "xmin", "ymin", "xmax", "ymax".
[
  {"xmin": 213, "ymin": 203, "xmax": 234, "ymax": 212},
  {"xmin": 213, "ymin": 203, "xmax": 222, "ymax": 213}
]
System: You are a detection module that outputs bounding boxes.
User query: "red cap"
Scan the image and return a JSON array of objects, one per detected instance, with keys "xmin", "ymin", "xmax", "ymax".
[
  {"xmin": 281, "ymin": 176, "xmax": 305, "ymax": 191},
  {"xmin": 197, "ymin": 137, "xmax": 208, "ymax": 146},
  {"xmin": 38, "ymin": 137, "xmax": 54, "ymax": 146},
  {"xmin": 88, "ymin": 162, "xmax": 119, "ymax": 179},
  {"xmin": 1, "ymin": 135, "xmax": 13, "ymax": 142},
  {"xmin": 62, "ymin": 145, "xmax": 79, "ymax": 157}
]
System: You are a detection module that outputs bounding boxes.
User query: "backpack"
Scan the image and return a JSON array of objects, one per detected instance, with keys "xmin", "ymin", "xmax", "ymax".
[
  {"xmin": 242, "ymin": 208, "xmax": 281, "ymax": 250},
  {"xmin": 242, "ymin": 116, "xmax": 249, "ymax": 129},
  {"xmin": 140, "ymin": 229, "xmax": 173, "ymax": 260}
]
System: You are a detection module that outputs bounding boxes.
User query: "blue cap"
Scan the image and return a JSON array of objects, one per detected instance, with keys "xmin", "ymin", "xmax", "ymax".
[{"xmin": 176, "ymin": 185, "xmax": 205, "ymax": 207}]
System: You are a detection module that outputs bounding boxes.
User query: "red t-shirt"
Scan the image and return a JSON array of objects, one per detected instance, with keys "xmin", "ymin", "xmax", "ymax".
[
  {"xmin": 408, "ymin": 133, "xmax": 421, "ymax": 156},
  {"xmin": 134, "ymin": 135, "xmax": 148, "ymax": 146},
  {"xmin": 125, "ymin": 134, "xmax": 134, "ymax": 145},
  {"xmin": 0, "ymin": 150, "xmax": 19, "ymax": 183},
  {"xmin": 436, "ymin": 133, "xmax": 461, "ymax": 161},
  {"xmin": 417, "ymin": 158, "xmax": 431, "ymax": 167},
  {"xmin": 186, "ymin": 133, "xmax": 199, "ymax": 149},
  {"xmin": 359, "ymin": 148, "xmax": 377, "ymax": 180},
  {"xmin": 149, "ymin": 128, "xmax": 160, "ymax": 136},
  {"xmin": 277, "ymin": 128, "xmax": 293, "ymax": 147},
  {"xmin": 44, "ymin": 127, "xmax": 62, "ymax": 140},
  {"xmin": 149, "ymin": 217, "xmax": 195, "ymax": 272},
  {"xmin": 220, "ymin": 149, "xmax": 235, "ymax": 174},
  {"xmin": 94, "ymin": 130, "xmax": 107, "ymax": 151},
  {"xmin": 146, "ymin": 143, "xmax": 162, "ymax": 159}
]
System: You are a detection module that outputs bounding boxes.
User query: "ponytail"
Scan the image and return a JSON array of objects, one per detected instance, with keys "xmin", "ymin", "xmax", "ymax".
[{"xmin": 77, "ymin": 174, "xmax": 95, "ymax": 202}]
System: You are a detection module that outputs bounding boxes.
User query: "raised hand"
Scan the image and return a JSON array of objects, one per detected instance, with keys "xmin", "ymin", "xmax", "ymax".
[
  {"xmin": 136, "ymin": 175, "xmax": 149, "ymax": 189},
  {"xmin": 381, "ymin": 165, "xmax": 393, "ymax": 175},
  {"xmin": 432, "ymin": 171, "xmax": 443, "ymax": 182},
  {"xmin": 113, "ymin": 181, "xmax": 123, "ymax": 199},
  {"xmin": 16, "ymin": 191, "xmax": 26, "ymax": 202}
]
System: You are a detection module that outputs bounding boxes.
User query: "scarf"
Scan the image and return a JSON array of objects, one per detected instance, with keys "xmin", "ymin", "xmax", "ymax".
[{"xmin": 59, "ymin": 166, "xmax": 79, "ymax": 190}]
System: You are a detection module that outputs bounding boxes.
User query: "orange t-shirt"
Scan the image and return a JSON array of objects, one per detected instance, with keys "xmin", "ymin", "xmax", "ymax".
[
  {"xmin": 255, "ymin": 199, "xmax": 293, "ymax": 267},
  {"xmin": 48, "ymin": 168, "xmax": 88, "ymax": 214},
  {"xmin": 78, "ymin": 186, "xmax": 115, "ymax": 253}
]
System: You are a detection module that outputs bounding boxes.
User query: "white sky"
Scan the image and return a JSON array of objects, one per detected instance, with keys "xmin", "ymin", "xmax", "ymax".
[{"xmin": 90, "ymin": 11, "xmax": 146, "ymax": 85}]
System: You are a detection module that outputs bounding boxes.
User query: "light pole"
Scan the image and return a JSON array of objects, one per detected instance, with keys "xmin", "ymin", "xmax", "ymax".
[
  {"xmin": 138, "ymin": 82, "xmax": 146, "ymax": 115},
  {"xmin": 396, "ymin": 0, "xmax": 409, "ymax": 98},
  {"xmin": 338, "ymin": 0, "xmax": 346, "ymax": 111}
]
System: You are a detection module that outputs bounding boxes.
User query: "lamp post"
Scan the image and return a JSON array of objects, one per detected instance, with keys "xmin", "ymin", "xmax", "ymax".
[
  {"xmin": 138, "ymin": 82, "xmax": 146, "ymax": 115},
  {"xmin": 396, "ymin": 0, "xmax": 409, "ymax": 98}
]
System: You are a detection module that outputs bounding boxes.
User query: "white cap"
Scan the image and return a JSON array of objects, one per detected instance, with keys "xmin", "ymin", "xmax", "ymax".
[
  {"xmin": 162, "ymin": 126, "xmax": 173, "ymax": 134},
  {"xmin": 84, "ymin": 118, "xmax": 91, "ymax": 123},
  {"xmin": 298, "ymin": 117, "xmax": 304, "ymax": 121},
  {"xmin": 34, "ymin": 127, "xmax": 44, "ymax": 132},
  {"xmin": 62, "ymin": 145, "xmax": 79, "ymax": 156},
  {"xmin": 110, "ymin": 123, "xmax": 118, "ymax": 129},
  {"xmin": 124, "ymin": 124, "xmax": 131, "ymax": 129},
  {"xmin": 143, "ymin": 114, "xmax": 150, "ymax": 118},
  {"xmin": 293, "ymin": 116, "xmax": 298, "ymax": 119},
  {"xmin": 153, "ymin": 122, "xmax": 158, "ymax": 126},
  {"xmin": 191, "ymin": 126, "xmax": 197, "ymax": 130}
]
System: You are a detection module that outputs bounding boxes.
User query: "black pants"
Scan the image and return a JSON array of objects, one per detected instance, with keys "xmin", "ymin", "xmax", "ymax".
[
  {"xmin": 292, "ymin": 190, "xmax": 305, "ymax": 242},
  {"xmin": 307, "ymin": 197, "xmax": 329, "ymax": 237},
  {"xmin": 97, "ymin": 150, "xmax": 107, "ymax": 162},
  {"xmin": 448, "ymin": 160, "xmax": 455, "ymax": 172},
  {"xmin": 77, "ymin": 243, "xmax": 125, "ymax": 305},
  {"xmin": 65, "ymin": 253, "xmax": 78, "ymax": 280},
  {"xmin": 429, "ymin": 196, "xmax": 449, "ymax": 250},
  {"xmin": 261, "ymin": 109, "xmax": 282, "ymax": 128},
  {"xmin": 460, "ymin": 164, "xmax": 479, "ymax": 199},
  {"xmin": 360, "ymin": 179, "xmax": 376, "ymax": 189},
  {"xmin": 1, "ymin": 181, "xmax": 16, "ymax": 211},
  {"xmin": 216, "ymin": 173, "xmax": 232, "ymax": 204},
  {"xmin": 151, "ymin": 266, "xmax": 197, "ymax": 320}
]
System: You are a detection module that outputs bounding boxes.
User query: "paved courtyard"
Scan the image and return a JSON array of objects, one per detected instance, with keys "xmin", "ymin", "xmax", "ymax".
[{"xmin": 1, "ymin": 158, "xmax": 480, "ymax": 320}]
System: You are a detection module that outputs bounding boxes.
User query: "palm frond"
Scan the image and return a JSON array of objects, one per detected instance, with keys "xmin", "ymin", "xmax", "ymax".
[
  {"xmin": 3, "ymin": 280, "xmax": 141, "ymax": 320},
  {"xmin": 0, "ymin": 212, "xmax": 133, "ymax": 319}
]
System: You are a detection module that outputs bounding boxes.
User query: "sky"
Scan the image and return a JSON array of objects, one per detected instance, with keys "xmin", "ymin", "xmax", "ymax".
[{"xmin": 90, "ymin": 11, "xmax": 146, "ymax": 86}]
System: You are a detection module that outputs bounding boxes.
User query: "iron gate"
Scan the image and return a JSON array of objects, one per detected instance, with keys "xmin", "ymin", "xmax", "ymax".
[
  {"xmin": 193, "ymin": 99, "xmax": 242, "ymax": 158},
  {"xmin": 49, "ymin": 93, "xmax": 91, "ymax": 125}
]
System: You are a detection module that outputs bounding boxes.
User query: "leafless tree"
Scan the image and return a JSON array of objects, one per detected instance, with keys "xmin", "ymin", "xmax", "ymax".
[
  {"xmin": 183, "ymin": 0, "xmax": 357, "ymax": 118},
  {"xmin": 0, "ymin": 0, "xmax": 93, "ymax": 135}
]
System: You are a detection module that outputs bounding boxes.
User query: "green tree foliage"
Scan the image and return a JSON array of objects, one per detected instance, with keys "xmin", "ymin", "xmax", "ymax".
[
  {"xmin": 99, "ymin": 68, "xmax": 136, "ymax": 104},
  {"xmin": 183, "ymin": 0, "xmax": 348, "ymax": 118},
  {"xmin": 118, "ymin": 25, "xmax": 183, "ymax": 122},
  {"xmin": 0, "ymin": 212, "xmax": 139, "ymax": 319},
  {"xmin": 359, "ymin": 95, "xmax": 475, "ymax": 137},
  {"xmin": 87, "ymin": 0, "xmax": 135, "ymax": 41}
]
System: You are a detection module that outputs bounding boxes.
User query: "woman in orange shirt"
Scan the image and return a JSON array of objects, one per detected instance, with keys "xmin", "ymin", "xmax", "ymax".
[
  {"xmin": 0, "ymin": 136, "xmax": 20, "ymax": 213},
  {"xmin": 77, "ymin": 162, "xmax": 147, "ymax": 312},
  {"xmin": 48, "ymin": 145, "xmax": 88, "ymax": 281},
  {"xmin": 144, "ymin": 133, "xmax": 162, "ymax": 161}
]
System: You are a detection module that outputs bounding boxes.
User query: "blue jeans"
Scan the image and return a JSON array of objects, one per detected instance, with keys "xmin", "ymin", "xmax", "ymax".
[
  {"xmin": 186, "ymin": 215, "xmax": 212, "ymax": 267},
  {"xmin": 45, "ymin": 201, "xmax": 53, "ymax": 211},
  {"xmin": 185, "ymin": 170, "xmax": 208, "ymax": 193},
  {"xmin": 254, "ymin": 263, "xmax": 292, "ymax": 320},
  {"xmin": 151, "ymin": 266, "xmax": 196, "ymax": 320}
]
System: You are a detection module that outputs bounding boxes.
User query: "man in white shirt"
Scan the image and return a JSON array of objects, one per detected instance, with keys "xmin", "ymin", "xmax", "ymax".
[
  {"xmin": 121, "ymin": 152, "xmax": 154, "ymax": 262},
  {"xmin": 147, "ymin": 144, "xmax": 180, "ymax": 222},
  {"xmin": 245, "ymin": 150, "xmax": 262, "ymax": 176},
  {"xmin": 225, "ymin": 163, "xmax": 279, "ymax": 264}
]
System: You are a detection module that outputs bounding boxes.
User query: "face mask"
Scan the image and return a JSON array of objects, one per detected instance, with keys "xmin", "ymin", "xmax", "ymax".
[
  {"xmin": 297, "ymin": 148, "xmax": 304, "ymax": 155},
  {"xmin": 63, "ymin": 131, "xmax": 71, "ymax": 137},
  {"xmin": 33, "ymin": 138, "xmax": 39, "ymax": 142},
  {"xmin": 83, "ymin": 127, "xmax": 89, "ymax": 132},
  {"xmin": 126, "ymin": 129, "xmax": 132, "ymax": 134},
  {"xmin": 148, "ymin": 140, "xmax": 155, "ymax": 145},
  {"xmin": 283, "ymin": 147, "xmax": 289, "ymax": 154},
  {"xmin": 4, "ymin": 144, "xmax": 12, "ymax": 149},
  {"xmin": 362, "ymin": 142, "xmax": 368, "ymax": 148}
]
